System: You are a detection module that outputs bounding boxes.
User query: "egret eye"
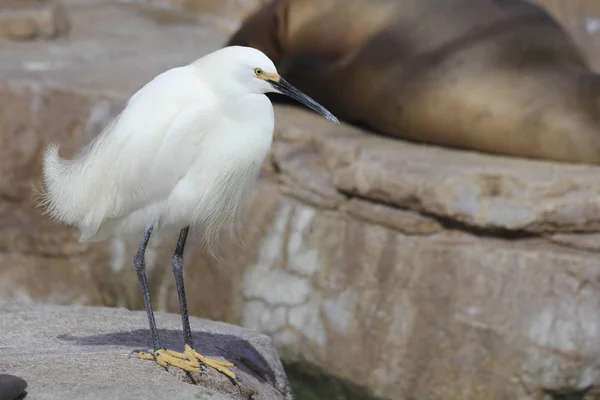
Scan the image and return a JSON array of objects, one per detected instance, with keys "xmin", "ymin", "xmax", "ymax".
[{"xmin": 254, "ymin": 68, "xmax": 264, "ymax": 77}]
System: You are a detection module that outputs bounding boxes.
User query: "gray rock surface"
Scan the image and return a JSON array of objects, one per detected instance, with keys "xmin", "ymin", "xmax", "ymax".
[{"xmin": 0, "ymin": 302, "xmax": 293, "ymax": 400}]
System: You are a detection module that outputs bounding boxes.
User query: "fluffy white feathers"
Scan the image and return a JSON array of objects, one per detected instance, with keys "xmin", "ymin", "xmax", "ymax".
[{"xmin": 40, "ymin": 46, "xmax": 278, "ymax": 253}]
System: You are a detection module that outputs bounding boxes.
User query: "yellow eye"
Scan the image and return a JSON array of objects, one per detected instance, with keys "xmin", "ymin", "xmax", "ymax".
[{"xmin": 254, "ymin": 68, "xmax": 264, "ymax": 77}]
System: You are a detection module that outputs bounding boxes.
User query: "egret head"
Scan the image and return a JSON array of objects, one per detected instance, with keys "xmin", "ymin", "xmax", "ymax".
[{"xmin": 208, "ymin": 46, "xmax": 339, "ymax": 123}]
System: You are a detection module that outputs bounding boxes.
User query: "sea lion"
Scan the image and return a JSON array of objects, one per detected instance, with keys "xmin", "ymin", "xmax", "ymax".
[{"xmin": 227, "ymin": 0, "xmax": 600, "ymax": 164}]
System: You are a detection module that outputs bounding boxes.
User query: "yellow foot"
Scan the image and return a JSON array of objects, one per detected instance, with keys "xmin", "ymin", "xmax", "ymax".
[{"xmin": 137, "ymin": 344, "xmax": 236, "ymax": 379}]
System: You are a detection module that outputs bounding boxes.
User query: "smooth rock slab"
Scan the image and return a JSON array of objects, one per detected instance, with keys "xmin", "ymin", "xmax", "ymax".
[{"xmin": 0, "ymin": 303, "xmax": 293, "ymax": 400}]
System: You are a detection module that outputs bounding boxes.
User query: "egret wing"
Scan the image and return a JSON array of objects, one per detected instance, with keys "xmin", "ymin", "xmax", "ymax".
[
  {"xmin": 109, "ymin": 103, "xmax": 219, "ymax": 216},
  {"xmin": 74, "ymin": 68, "xmax": 222, "ymax": 239}
]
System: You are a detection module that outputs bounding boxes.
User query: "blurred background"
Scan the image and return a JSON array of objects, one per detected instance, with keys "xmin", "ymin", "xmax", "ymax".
[
  {"xmin": 534, "ymin": 0, "xmax": 600, "ymax": 67},
  {"xmin": 2, "ymin": 0, "xmax": 600, "ymax": 399}
]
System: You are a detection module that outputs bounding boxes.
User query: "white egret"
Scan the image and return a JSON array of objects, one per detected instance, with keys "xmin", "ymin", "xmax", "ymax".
[{"xmin": 40, "ymin": 46, "xmax": 338, "ymax": 379}]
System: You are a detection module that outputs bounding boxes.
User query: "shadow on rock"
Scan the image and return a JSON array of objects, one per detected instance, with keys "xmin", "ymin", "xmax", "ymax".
[{"xmin": 58, "ymin": 329, "xmax": 275, "ymax": 385}]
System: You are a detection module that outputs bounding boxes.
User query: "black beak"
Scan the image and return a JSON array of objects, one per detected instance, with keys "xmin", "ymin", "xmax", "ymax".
[{"xmin": 270, "ymin": 77, "xmax": 339, "ymax": 124}]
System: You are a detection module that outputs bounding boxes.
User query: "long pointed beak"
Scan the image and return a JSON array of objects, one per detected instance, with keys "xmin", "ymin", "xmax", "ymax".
[{"xmin": 270, "ymin": 77, "xmax": 339, "ymax": 124}]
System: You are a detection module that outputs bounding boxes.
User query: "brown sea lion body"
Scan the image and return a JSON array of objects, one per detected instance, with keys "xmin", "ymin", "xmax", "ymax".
[{"xmin": 227, "ymin": 0, "xmax": 600, "ymax": 164}]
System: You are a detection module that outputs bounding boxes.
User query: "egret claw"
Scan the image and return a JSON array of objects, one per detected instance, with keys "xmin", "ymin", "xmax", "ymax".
[{"xmin": 138, "ymin": 345, "xmax": 235, "ymax": 379}]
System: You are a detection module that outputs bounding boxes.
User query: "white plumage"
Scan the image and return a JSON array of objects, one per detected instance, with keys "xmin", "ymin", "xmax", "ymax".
[
  {"xmin": 39, "ymin": 46, "xmax": 337, "ymax": 378},
  {"xmin": 41, "ymin": 46, "xmax": 303, "ymax": 251}
]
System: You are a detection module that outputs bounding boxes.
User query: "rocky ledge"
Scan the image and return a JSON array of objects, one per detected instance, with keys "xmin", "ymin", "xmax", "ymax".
[{"xmin": 0, "ymin": 302, "xmax": 293, "ymax": 400}]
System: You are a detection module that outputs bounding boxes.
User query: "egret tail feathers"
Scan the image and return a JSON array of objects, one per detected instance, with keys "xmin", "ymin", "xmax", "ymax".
[{"xmin": 38, "ymin": 142, "xmax": 105, "ymax": 237}]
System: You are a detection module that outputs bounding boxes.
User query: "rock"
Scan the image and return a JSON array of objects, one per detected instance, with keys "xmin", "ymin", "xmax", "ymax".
[
  {"xmin": 0, "ymin": 0, "xmax": 70, "ymax": 41},
  {"xmin": 2, "ymin": 1, "xmax": 600, "ymax": 399},
  {"xmin": 0, "ymin": 302, "xmax": 293, "ymax": 400},
  {"xmin": 273, "ymin": 141, "xmax": 347, "ymax": 209},
  {"xmin": 225, "ymin": 172, "xmax": 600, "ymax": 400},
  {"xmin": 320, "ymin": 125, "xmax": 600, "ymax": 233},
  {"xmin": 0, "ymin": 374, "xmax": 27, "ymax": 400}
]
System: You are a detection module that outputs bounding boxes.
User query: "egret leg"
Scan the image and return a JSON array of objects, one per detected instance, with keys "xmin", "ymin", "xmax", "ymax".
[
  {"xmin": 173, "ymin": 226, "xmax": 194, "ymax": 348},
  {"xmin": 161, "ymin": 226, "xmax": 236, "ymax": 379},
  {"xmin": 133, "ymin": 226, "xmax": 161, "ymax": 351},
  {"xmin": 134, "ymin": 225, "xmax": 200, "ymax": 373}
]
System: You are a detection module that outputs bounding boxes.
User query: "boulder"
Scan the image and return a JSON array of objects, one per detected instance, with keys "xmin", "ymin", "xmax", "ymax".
[
  {"xmin": 2, "ymin": 1, "xmax": 600, "ymax": 399},
  {"xmin": 0, "ymin": 302, "xmax": 293, "ymax": 400},
  {"xmin": 0, "ymin": 374, "xmax": 27, "ymax": 400}
]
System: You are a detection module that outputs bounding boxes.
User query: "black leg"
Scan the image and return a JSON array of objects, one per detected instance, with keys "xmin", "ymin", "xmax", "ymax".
[
  {"xmin": 134, "ymin": 225, "xmax": 162, "ymax": 352},
  {"xmin": 172, "ymin": 226, "xmax": 194, "ymax": 348}
]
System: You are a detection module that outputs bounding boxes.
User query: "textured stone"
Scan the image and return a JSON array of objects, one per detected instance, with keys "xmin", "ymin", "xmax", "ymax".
[
  {"xmin": 340, "ymin": 199, "xmax": 444, "ymax": 235},
  {"xmin": 0, "ymin": 302, "xmax": 293, "ymax": 400},
  {"xmin": 315, "ymin": 121, "xmax": 600, "ymax": 233},
  {"xmin": 2, "ymin": 1, "xmax": 600, "ymax": 399},
  {"xmin": 273, "ymin": 141, "xmax": 346, "ymax": 209},
  {"xmin": 0, "ymin": 0, "xmax": 70, "ymax": 41},
  {"xmin": 0, "ymin": 302, "xmax": 292, "ymax": 400},
  {"xmin": 228, "ymin": 191, "xmax": 600, "ymax": 400}
]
